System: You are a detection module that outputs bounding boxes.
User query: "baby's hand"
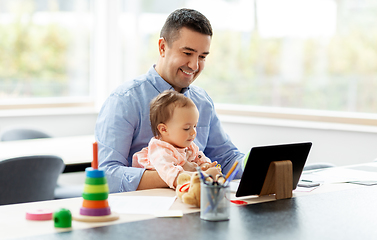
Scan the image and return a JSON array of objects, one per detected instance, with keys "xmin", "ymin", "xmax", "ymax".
[
  {"xmin": 182, "ymin": 161, "xmax": 199, "ymax": 172},
  {"xmin": 200, "ymin": 161, "xmax": 218, "ymax": 171}
]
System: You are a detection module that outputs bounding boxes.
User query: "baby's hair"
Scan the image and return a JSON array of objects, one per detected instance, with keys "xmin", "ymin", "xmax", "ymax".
[{"xmin": 150, "ymin": 90, "xmax": 196, "ymax": 137}]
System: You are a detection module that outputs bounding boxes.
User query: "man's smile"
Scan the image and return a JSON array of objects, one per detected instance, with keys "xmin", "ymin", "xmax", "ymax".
[{"xmin": 180, "ymin": 68, "xmax": 196, "ymax": 75}]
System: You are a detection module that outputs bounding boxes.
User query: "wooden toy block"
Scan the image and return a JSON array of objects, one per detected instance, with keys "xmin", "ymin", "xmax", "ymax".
[
  {"xmin": 85, "ymin": 168, "xmax": 105, "ymax": 178},
  {"xmin": 73, "ymin": 141, "xmax": 119, "ymax": 222},
  {"xmin": 92, "ymin": 142, "xmax": 98, "ymax": 169},
  {"xmin": 83, "ymin": 184, "xmax": 109, "ymax": 194},
  {"xmin": 80, "ymin": 207, "xmax": 111, "ymax": 216},
  {"xmin": 26, "ymin": 209, "xmax": 53, "ymax": 221},
  {"xmin": 85, "ymin": 177, "xmax": 107, "ymax": 185},
  {"xmin": 82, "ymin": 192, "xmax": 109, "ymax": 201},
  {"xmin": 82, "ymin": 199, "xmax": 109, "ymax": 209}
]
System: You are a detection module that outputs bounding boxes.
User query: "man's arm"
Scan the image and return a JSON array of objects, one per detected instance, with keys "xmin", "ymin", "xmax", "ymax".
[
  {"xmin": 137, "ymin": 170, "xmax": 169, "ymax": 190},
  {"xmin": 96, "ymin": 93, "xmax": 150, "ymax": 192}
]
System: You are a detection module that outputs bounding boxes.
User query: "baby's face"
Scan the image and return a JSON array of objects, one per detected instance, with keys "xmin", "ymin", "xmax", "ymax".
[{"xmin": 161, "ymin": 105, "xmax": 199, "ymax": 148}]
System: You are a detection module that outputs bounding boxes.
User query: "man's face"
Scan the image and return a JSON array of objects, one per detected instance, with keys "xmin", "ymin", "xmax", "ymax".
[{"xmin": 156, "ymin": 27, "xmax": 211, "ymax": 92}]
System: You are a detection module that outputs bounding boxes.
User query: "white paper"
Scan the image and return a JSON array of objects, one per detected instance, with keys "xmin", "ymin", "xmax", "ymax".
[
  {"xmin": 229, "ymin": 179, "xmax": 240, "ymax": 193},
  {"xmin": 108, "ymin": 196, "xmax": 177, "ymax": 215},
  {"xmin": 300, "ymin": 167, "xmax": 377, "ymax": 184}
]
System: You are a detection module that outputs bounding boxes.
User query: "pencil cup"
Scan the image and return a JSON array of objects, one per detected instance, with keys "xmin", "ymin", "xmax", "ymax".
[{"xmin": 200, "ymin": 182, "xmax": 230, "ymax": 221}]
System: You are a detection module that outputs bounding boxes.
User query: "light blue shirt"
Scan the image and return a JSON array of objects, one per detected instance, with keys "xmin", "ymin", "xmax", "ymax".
[{"xmin": 95, "ymin": 65, "xmax": 244, "ymax": 193}]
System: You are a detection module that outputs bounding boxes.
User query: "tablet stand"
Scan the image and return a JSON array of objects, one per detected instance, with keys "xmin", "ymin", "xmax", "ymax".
[{"xmin": 259, "ymin": 160, "xmax": 293, "ymax": 200}]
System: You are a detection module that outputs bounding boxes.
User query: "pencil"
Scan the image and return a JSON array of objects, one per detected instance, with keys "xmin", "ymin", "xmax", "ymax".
[{"xmin": 225, "ymin": 161, "xmax": 239, "ymax": 180}]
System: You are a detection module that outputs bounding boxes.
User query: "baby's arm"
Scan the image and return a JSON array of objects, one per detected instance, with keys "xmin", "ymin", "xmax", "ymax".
[
  {"xmin": 149, "ymin": 148, "xmax": 184, "ymax": 189},
  {"xmin": 182, "ymin": 161, "xmax": 199, "ymax": 172}
]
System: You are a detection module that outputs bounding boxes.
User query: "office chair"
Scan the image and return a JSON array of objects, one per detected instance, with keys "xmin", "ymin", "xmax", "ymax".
[
  {"xmin": 0, "ymin": 128, "xmax": 51, "ymax": 141},
  {"xmin": 0, "ymin": 155, "xmax": 65, "ymax": 205},
  {"xmin": 54, "ymin": 184, "xmax": 84, "ymax": 199}
]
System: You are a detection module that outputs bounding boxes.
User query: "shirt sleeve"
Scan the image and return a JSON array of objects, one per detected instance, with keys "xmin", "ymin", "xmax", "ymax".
[
  {"xmin": 95, "ymin": 94, "xmax": 145, "ymax": 193},
  {"xmin": 132, "ymin": 147, "xmax": 153, "ymax": 169}
]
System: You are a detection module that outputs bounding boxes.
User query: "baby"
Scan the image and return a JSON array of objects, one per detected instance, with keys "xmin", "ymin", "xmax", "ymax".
[{"xmin": 132, "ymin": 90, "xmax": 219, "ymax": 188}]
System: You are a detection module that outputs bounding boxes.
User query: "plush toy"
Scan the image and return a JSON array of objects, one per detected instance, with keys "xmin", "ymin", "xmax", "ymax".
[{"xmin": 176, "ymin": 172, "xmax": 201, "ymax": 207}]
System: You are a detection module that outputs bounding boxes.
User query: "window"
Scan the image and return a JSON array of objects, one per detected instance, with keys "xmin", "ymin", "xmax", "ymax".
[
  {"xmin": 118, "ymin": 0, "xmax": 377, "ymax": 124},
  {"xmin": 2, "ymin": 0, "xmax": 377, "ymax": 125},
  {"xmin": 0, "ymin": 0, "xmax": 93, "ymax": 106}
]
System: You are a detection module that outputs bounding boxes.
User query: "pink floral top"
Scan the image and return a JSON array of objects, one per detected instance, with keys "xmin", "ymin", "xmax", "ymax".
[{"xmin": 132, "ymin": 137, "xmax": 211, "ymax": 188}]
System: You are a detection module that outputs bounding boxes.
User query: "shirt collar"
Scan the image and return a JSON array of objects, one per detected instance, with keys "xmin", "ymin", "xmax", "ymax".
[{"xmin": 148, "ymin": 65, "xmax": 190, "ymax": 94}]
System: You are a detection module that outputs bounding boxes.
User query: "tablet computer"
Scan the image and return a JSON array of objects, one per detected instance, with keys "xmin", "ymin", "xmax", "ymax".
[{"xmin": 235, "ymin": 142, "xmax": 312, "ymax": 197}]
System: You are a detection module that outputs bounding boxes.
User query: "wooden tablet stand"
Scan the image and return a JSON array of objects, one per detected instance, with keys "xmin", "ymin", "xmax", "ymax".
[{"xmin": 259, "ymin": 160, "xmax": 293, "ymax": 200}]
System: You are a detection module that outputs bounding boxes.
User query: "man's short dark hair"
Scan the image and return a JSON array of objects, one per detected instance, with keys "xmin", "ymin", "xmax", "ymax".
[{"xmin": 160, "ymin": 8, "xmax": 213, "ymax": 47}]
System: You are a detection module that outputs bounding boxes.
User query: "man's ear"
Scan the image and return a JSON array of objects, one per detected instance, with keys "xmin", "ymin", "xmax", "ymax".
[
  {"xmin": 157, "ymin": 123, "xmax": 168, "ymax": 136},
  {"xmin": 158, "ymin": 38, "xmax": 166, "ymax": 57}
]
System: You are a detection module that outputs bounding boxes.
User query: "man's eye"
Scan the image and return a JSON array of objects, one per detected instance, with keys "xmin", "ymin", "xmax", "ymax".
[{"xmin": 184, "ymin": 52, "xmax": 191, "ymax": 56}]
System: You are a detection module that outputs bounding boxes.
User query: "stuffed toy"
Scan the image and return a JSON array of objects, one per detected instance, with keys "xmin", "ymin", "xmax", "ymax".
[
  {"xmin": 176, "ymin": 172, "xmax": 226, "ymax": 207},
  {"xmin": 176, "ymin": 172, "xmax": 201, "ymax": 207}
]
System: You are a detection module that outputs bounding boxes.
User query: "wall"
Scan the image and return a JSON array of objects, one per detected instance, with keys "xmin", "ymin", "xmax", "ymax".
[
  {"xmin": 0, "ymin": 108, "xmax": 98, "ymax": 138},
  {"xmin": 1, "ymin": 110, "xmax": 377, "ymax": 167},
  {"xmin": 220, "ymin": 115, "xmax": 377, "ymax": 166}
]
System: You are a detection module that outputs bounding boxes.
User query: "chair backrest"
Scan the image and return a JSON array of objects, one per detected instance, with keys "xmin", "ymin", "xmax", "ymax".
[
  {"xmin": 0, "ymin": 155, "xmax": 65, "ymax": 205},
  {"xmin": 0, "ymin": 128, "xmax": 51, "ymax": 141}
]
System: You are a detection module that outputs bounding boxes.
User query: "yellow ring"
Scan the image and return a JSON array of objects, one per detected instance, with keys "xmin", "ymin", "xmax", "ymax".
[{"xmin": 83, "ymin": 184, "xmax": 109, "ymax": 194}]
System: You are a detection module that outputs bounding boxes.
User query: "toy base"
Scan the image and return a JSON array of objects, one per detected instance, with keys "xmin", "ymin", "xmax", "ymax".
[{"xmin": 72, "ymin": 212, "xmax": 119, "ymax": 222}]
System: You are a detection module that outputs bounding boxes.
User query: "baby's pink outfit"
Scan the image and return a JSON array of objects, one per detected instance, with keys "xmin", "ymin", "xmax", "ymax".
[{"xmin": 132, "ymin": 137, "xmax": 211, "ymax": 188}]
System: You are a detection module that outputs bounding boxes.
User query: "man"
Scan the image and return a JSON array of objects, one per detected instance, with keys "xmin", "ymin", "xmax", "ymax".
[{"xmin": 95, "ymin": 8, "xmax": 244, "ymax": 193}]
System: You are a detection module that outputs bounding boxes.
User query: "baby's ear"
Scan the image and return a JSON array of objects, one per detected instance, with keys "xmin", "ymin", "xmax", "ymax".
[{"xmin": 157, "ymin": 123, "xmax": 168, "ymax": 136}]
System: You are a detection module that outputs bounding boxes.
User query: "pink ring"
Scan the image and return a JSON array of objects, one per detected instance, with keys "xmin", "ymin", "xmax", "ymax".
[{"xmin": 26, "ymin": 209, "xmax": 53, "ymax": 221}]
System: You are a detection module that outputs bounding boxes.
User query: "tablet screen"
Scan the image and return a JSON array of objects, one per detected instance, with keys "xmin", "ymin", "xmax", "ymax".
[{"xmin": 236, "ymin": 142, "xmax": 312, "ymax": 197}]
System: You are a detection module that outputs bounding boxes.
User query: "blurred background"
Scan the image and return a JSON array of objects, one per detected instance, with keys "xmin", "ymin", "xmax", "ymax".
[{"xmin": 1, "ymin": 0, "xmax": 377, "ymax": 166}]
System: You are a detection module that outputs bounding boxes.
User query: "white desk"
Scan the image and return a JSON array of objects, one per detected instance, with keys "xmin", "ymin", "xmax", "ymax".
[
  {"xmin": 0, "ymin": 135, "xmax": 94, "ymax": 171},
  {"xmin": 0, "ymin": 164, "xmax": 372, "ymax": 240}
]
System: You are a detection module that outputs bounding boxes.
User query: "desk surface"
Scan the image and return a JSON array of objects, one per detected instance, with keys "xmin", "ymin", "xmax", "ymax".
[
  {"xmin": 24, "ymin": 186, "xmax": 377, "ymax": 240},
  {"xmin": 1, "ymin": 163, "xmax": 377, "ymax": 240},
  {"xmin": 0, "ymin": 135, "xmax": 94, "ymax": 171}
]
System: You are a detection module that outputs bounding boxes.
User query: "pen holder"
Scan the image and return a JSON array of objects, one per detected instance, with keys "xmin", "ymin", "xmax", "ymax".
[{"xmin": 200, "ymin": 182, "xmax": 230, "ymax": 221}]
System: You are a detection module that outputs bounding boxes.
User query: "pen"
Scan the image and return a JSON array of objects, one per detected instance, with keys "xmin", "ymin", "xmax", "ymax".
[
  {"xmin": 196, "ymin": 167, "xmax": 206, "ymax": 183},
  {"xmin": 197, "ymin": 167, "xmax": 216, "ymax": 212},
  {"xmin": 225, "ymin": 161, "xmax": 239, "ymax": 180},
  {"xmin": 224, "ymin": 169, "xmax": 240, "ymax": 187}
]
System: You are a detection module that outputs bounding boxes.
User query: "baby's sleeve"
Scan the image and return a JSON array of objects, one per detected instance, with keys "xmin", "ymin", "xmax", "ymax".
[
  {"xmin": 188, "ymin": 142, "xmax": 211, "ymax": 165},
  {"xmin": 195, "ymin": 151, "xmax": 212, "ymax": 165},
  {"xmin": 132, "ymin": 147, "xmax": 153, "ymax": 169},
  {"xmin": 149, "ymin": 146, "xmax": 184, "ymax": 189}
]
